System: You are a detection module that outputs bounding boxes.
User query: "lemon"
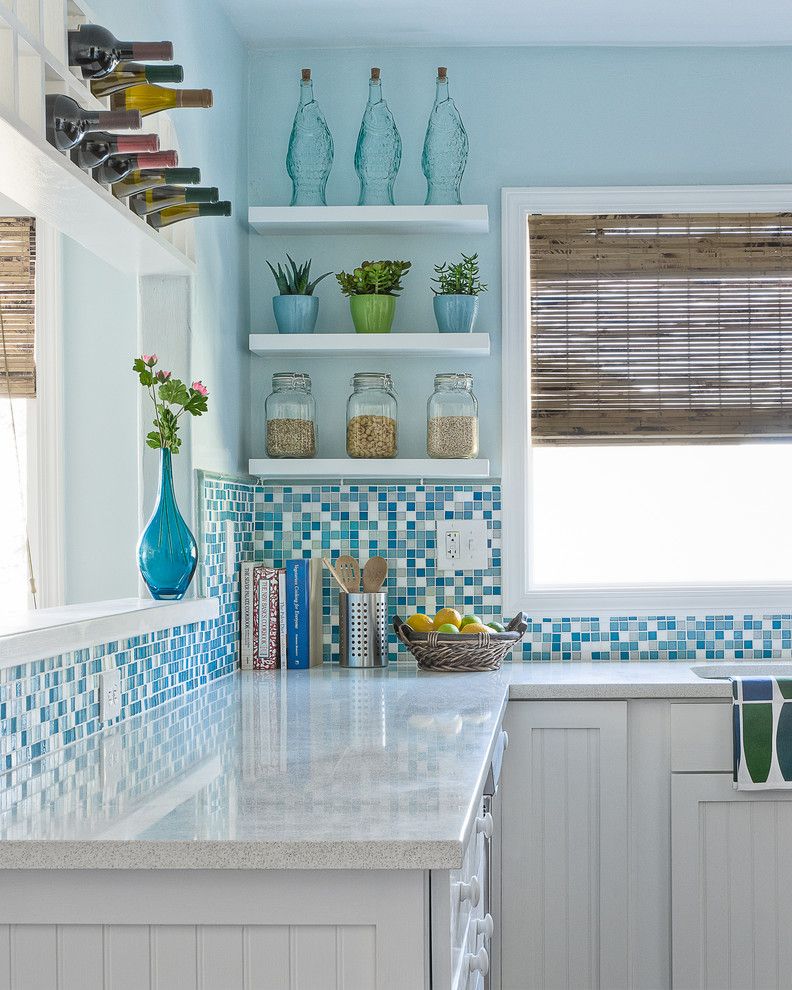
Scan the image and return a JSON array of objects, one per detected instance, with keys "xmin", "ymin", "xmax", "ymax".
[
  {"xmin": 436, "ymin": 623, "xmax": 460, "ymax": 635},
  {"xmin": 460, "ymin": 614, "xmax": 482, "ymax": 629},
  {"xmin": 461, "ymin": 622, "xmax": 491, "ymax": 635},
  {"xmin": 406, "ymin": 613, "xmax": 434, "ymax": 633},
  {"xmin": 433, "ymin": 607, "xmax": 462, "ymax": 630}
]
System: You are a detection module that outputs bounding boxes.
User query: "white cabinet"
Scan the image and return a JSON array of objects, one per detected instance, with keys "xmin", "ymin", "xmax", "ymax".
[
  {"xmin": 500, "ymin": 702, "xmax": 630, "ymax": 990},
  {"xmin": 671, "ymin": 703, "xmax": 792, "ymax": 990}
]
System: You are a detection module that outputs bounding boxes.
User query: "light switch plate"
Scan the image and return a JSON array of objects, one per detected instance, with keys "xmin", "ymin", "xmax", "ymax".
[
  {"xmin": 436, "ymin": 520, "xmax": 489, "ymax": 572},
  {"xmin": 99, "ymin": 668, "xmax": 121, "ymax": 722}
]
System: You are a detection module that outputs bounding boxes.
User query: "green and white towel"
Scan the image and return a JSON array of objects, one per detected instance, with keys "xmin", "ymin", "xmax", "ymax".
[{"xmin": 732, "ymin": 677, "xmax": 792, "ymax": 790}]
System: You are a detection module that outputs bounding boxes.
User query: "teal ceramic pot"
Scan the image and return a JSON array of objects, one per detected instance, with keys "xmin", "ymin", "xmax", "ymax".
[
  {"xmin": 433, "ymin": 294, "xmax": 479, "ymax": 333},
  {"xmin": 350, "ymin": 294, "xmax": 396, "ymax": 334},
  {"xmin": 273, "ymin": 294, "xmax": 319, "ymax": 334}
]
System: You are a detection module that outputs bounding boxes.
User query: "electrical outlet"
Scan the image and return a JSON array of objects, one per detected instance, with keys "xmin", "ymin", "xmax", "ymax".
[
  {"xmin": 436, "ymin": 520, "xmax": 489, "ymax": 572},
  {"xmin": 99, "ymin": 668, "xmax": 121, "ymax": 722}
]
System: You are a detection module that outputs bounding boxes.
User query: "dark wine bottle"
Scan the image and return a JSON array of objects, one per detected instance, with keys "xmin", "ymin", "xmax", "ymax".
[
  {"xmin": 111, "ymin": 167, "xmax": 202, "ymax": 200},
  {"xmin": 129, "ymin": 185, "xmax": 219, "ymax": 217},
  {"xmin": 93, "ymin": 150, "xmax": 179, "ymax": 185},
  {"xmin": 90, "ymin": 63, "xmax": 184, "ymax": 99},
  {"xmin": 148, "ymin": 202, "xmax": 232, "ymax": 230},
  {"xmin": 68, "ymin": 24, "xmax": 173, "ymax": 79},
  {"xmin": 71, "ymin": 131, "xmax": 160, "ymax": 170},
  {"xmin": 110, "ymin": 85, "xmax": 213, "ymax": 117},
  {"xmin": 45, "ymin": 94, "xmax": 141, "ymax": 152}
]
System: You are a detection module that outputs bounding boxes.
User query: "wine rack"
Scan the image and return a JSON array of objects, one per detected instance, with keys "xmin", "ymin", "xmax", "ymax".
[{"xmin": 0, "ymin": 0, "xmax": 195, "ymax": 274}]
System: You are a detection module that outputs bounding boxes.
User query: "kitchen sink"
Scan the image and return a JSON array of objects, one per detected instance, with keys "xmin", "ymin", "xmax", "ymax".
[{"xmin": 691, "ymin": 662, "xmax": 792, "ymax": 679}]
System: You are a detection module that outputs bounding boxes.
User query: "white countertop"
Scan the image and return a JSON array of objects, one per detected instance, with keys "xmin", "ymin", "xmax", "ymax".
[{"xmin": 0, "ymin": 662, "xmax": 731, "ymax": 871}]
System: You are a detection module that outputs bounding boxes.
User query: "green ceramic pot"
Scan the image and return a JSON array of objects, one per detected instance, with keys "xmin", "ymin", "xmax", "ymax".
[{"xmin": 349, "ymin": 294, "xmax": 396, "ymax": 334}]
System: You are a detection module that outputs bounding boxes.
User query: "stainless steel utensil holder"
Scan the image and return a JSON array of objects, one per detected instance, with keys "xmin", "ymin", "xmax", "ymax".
[{"xmin": 338, "ymin": 591, "xmax": 388, "ymax": 668}]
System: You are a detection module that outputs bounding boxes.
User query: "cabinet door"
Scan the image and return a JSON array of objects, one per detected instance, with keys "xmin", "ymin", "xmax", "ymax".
[
  {"xmin": 500, "ymin": 701, "xmax": 628, "ymax": 990},
  {"xmin": 672, "ymin": 773, "xmax": 792, "ymax": 990}
]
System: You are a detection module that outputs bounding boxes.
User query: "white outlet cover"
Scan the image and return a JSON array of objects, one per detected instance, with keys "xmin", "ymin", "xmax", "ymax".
[
  {"xmin": 435, "ymin": 519, "xmax": 489, "ymax": 572},
  {"xmin": 100, "ymin": 668, "xmax": 122, "ymax": 722}
]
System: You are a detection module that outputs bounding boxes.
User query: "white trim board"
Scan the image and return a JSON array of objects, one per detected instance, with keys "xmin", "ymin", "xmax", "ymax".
[
  {"xmin": 249, "ymin": 458, "xmax": 491, "ymax": 481},
  {"xmin": 249, "ymin": 332, "xmax": 491, "ymax": 357},
  {"xmin": 248, "ymin": 204, "xmax": 489, "ymax": 235},
  {"xmin": 501, "ymin": 184, "xmax": 792, "ymax": 615}
]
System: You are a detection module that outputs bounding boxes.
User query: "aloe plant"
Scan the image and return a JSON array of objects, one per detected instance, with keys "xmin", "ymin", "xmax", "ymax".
[{"xmin": 266, "ymin": 255, "xmax": 332, "ymax": 295}]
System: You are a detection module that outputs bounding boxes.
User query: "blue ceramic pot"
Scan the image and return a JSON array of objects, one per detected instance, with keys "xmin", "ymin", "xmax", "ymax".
[
  {"xmin": 273, "ymin": 294, "xmax": 319, "ymax": 334},
  {"xmin": 433, "ymin": 294, "xmax": 479, "ymax": 334}
]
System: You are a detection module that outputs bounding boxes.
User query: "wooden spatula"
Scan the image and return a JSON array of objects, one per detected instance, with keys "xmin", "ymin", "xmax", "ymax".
[
  {"xmin": 335, "ymin": 555, "xmax": 360, "ymax": 593},
  {"xmin": 322, "ymin": 557, "xmax": 348, "ymax": 592},
  {"xmin": 363, "ymin": 556, "xmax": 388, "ymax": 593}
]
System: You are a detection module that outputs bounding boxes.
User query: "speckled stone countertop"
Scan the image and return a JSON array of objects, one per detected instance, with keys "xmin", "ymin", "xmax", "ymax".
[{"xmin": 0, "ymin": 662, "xmax": 731, "ymax": 871}]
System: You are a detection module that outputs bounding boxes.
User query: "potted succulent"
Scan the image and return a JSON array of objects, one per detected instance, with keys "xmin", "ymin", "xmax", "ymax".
[
  {"xmin": 336, "ymin": 259, "xmax": 411, "ymax": 333},
  {"xmin": 431, "ymin": 252, "xmax": 487, "ymax": 333},
  {"xmin": 267, "ymin": 255, "xmax": 332, "ymax": 334}
]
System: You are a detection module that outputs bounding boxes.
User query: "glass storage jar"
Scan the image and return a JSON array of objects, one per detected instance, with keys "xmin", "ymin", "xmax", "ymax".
[
  {"xmin": 346, "ymin": 372, "xmax": 398, "ymax": 458},
  {"xmin": 265, "ymin": 372, "xmax": 317, "ymax": 458},
  {"xmin": 427, "ymin": 373, "xmax": 479, "ymax": 458}
]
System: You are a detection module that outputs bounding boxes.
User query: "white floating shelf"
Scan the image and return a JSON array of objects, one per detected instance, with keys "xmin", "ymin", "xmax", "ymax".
[
  {"xmin": 249, "ymin": 458, "xmax": 491, "ymax": 481},
  {"xmin": 248, "ymin": 204, "xmax": 489, "ymax": 235},
  {"xmin": 249, "ymin": 332, "xmax": 491, "ymax": 358}
]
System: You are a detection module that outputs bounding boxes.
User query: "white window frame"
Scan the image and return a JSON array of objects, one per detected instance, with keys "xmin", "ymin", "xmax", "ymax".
[{"xmin": 501, "ymin": 184, "xmax": 792, "ymax": 616}]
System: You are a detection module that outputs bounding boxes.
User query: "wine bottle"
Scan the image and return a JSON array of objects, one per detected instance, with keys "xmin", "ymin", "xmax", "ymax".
[
  {"xmin": 71, "ymin": 131, "xmax": 160, "ymax": 170},
  {"xmin": 422, "ymin": 67, "xmax": 469, "ymax": 205},
  {"xmin": 90, "ymin": 63, "xmax": 184, "ymax": 99},
  {"xmin": 286, "ymin": 68, "xmax": 333, "ymax": 206},
  {"xmin": 94, "ymin": 150, "xmax": 179, "ymax": 185},
  {"xmin": 129, "ymin": 185, "xmax": 219, "ymax": 218},
  {"xmin": 111, "ymin": 85, "xmax": 213, "ymax": 118},
  {"xmin": 111, "ymin": 167, "xmax": 202, "ymax": 200},
  {"xmin": 68, "ymin": 24, "xmax": 173, "ymax": 79},
  {"xmin": 147, "ymin": 202, "xmax": 232, "ymax": 230},
  {"xmin": 354, "ymin": 68, "xmax": 401, "ymax": 206},
  {"xmin": 45, "ymin": 94, "xmax": 141, "ymax": 152}
]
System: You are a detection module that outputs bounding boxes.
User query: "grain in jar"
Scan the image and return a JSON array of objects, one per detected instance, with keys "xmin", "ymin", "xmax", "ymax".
[
  {"xmin": 346, "ymin": 372, "xmax": 398, "ymax": 458},
  {"xmin": 265, "ymin": 372, "xmax": 317, "ymax": 458},
  {"xmin": 427, "ymin": 373, "xmax": 479, "ymax": 458}
]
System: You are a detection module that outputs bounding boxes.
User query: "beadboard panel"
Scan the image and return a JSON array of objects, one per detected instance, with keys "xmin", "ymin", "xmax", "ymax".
[
  {"xmin": 501, "ymin": 702, "xmax": 629, "ymax": 990},
  {"xmin": 672, "ymin": 774, "xmax": 792, "ymax": 990},
  {"xmin": 0, "ymin": 923, "xmax": 379, "ymax": 990}
]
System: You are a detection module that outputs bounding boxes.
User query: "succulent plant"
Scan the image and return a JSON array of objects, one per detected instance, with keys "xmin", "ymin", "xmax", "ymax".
[
  {"xmin": 267, "ymin": 255, "xmax": 332, "ymax": 295},
  {"xmin": 336, "ymin": 260, "xmax": 412, "ymax": 296},
  {"xmin": 431, "ymin": 252, "xmax": 487, "ymax": 295}
]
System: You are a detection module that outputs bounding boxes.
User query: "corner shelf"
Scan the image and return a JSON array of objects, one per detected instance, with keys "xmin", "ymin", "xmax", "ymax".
[
  {"xmin": 248, "ymin": 205, "xmax": 489, "ymax": 236},
  {"xmin": 249, "ymin": 332, "xmax": 491, "ymax": 358},
  {"xmin": 249, "ymin": 458, "xmax": 491, "ymax": 481}
]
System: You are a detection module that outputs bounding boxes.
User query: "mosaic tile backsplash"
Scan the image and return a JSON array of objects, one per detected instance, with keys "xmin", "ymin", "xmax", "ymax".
[{"xmin": 253, "ymin": 480, "xmax": 792, "ymax": 664}]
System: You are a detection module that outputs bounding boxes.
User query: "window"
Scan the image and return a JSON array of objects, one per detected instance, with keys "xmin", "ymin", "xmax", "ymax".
[{"xmin": 502, "ymin": 187, "xmax": 792, "ymax": 613}]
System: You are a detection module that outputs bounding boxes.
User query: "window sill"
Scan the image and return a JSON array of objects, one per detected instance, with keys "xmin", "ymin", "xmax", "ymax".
[
  {"xmin": 0, "ymin": 597, "xmax": 220, "ymax": 668},
  {"xmin": 505, "ymin": 585, "xmax": 792, "ymax": 618}
]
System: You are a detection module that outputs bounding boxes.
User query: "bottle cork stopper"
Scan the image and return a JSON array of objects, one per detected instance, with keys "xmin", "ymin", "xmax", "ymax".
[
  {"xmin": 437, "ymin": 66, "xmax": 447, "ymax": 79},
  {"xmin": 301, "ymin": 68, "xmax": 311, "ymax": 81},
  {"xmin": 370, "ymin": 67, "xmax": 380, "ymax": 80}
]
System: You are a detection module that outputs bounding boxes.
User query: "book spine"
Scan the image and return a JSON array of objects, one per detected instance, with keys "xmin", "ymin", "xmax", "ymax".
[
  {"xmin": 253, "ymin": 567, "xmax": 280, "ymax": 670},
  {"xmin": 278, "ymin": 568, "xmax": 288, "ymax": 675},
  {"xmin": 309, "ymin": 558, "xmax": 324, "ymax": 667},
  {"xmin": 239, "ymin": 562, "xmax": 255, "ymax": 670},
  {"xmin": 286, "ymin": 559, "xmax": 310, "ymax": 669}
]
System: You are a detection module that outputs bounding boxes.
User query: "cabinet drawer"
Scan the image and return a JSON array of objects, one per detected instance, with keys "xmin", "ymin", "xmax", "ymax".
[{"xmin": 671, "ymin": 702, "xmax": 731, "ymax": 772}]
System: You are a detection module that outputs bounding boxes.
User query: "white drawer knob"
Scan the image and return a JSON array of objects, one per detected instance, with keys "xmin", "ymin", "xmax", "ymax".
[
  {"xmin": 467, "ymin": 946, "xmax": 489, "ymax": 976},
  {"xmin": 459, "ymin": 875, "xmax": 481, "ymax": 907},
  {"xmin": 476, "ymin": 812, "xmax": 494, "ymax": 838},
  {"xmin": 476, "ymin": 913, "xmax": 494, "ymax": 939}
]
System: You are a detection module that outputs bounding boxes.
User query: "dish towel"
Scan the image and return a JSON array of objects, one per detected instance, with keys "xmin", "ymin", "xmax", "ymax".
[{"xmin": 732, "ymin": 677, "xmax": 792, "ymax": 790}]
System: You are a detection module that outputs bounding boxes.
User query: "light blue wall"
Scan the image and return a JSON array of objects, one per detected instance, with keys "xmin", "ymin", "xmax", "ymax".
[
  {"xmin": 248, "ymin": 46, "xmax": 792, "ymax": 471},
  {"xmin": 63, "ymin": 0, "xmax": 250, "ymax": 601}
]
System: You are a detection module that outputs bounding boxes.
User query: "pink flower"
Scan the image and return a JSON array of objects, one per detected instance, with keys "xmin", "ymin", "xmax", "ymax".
[
  {"xmin": 156, "ymin": 370, "xmax": 172, "ymax": 382},
  {"xmin": 191, "ymin": 380, "xmax": 208, "ymax": 396},
  {"xmin": 142, "ymin": 353, "xmax": 158, "ymax": 366}
]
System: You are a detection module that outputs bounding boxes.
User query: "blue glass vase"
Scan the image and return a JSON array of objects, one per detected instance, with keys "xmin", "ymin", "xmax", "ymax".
[
  {"xmin": 422, "ymin": 67, "xmax": 468, "ymax": 206},
  {"xmin": 137, "ymin": 448, "xmax": 197, "ymax": 601},
  {"xmin": 286, "ymin": 69, "xmax": 334, "ymax": 207},
  {"xmin": 354, "ymin": 68, "xmax": 401, "ymax": 206}
]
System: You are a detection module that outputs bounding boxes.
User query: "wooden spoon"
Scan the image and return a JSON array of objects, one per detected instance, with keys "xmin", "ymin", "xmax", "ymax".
[
  {"xmin": 335, "ymin": 555, "xmax": 360, "ymax": 593},
  {"xmin": 322, "ymin": 557, "xmax": 348, "ymax": 592},
  {"xmin": 363, "ymin": 556, "xmax": 388, "ymax": 593}
]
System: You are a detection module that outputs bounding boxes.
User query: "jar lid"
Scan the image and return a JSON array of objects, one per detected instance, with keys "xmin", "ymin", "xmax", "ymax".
[
  {"xmin": 351, "ymin": 372, "xmax": 394, "ymax": 391},
  {"xmin": 434, "ymin": 372, "xmax": 473, "ymax": 389},
  {"xmin": 272, "ymin": 372, "xmax": 312, "ymax": 390}
]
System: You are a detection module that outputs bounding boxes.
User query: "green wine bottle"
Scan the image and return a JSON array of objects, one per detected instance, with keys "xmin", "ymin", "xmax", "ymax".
[
  {"xmin": 90, "ymin": 63, "xmax": 184, "ymax": 98},
  {"xmin": 112, "ymin": 167, "xmax": 201, "ymax": 200},
  {"xmin": 148, "ymin": 201, "xmax": 232, "ymax": 229},
  {"xmin": 129, "ymin": 186, "xmax": 219, "ymax": 217}
]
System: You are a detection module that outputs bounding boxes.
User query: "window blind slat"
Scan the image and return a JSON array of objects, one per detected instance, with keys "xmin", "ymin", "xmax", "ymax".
[
  {"xmin": 0, "ymin": 217, "xmax": 36, "ymax": 399},
  {"xmin": 529, "ymin": 212, "xmax": 792, "ymax": 444}
]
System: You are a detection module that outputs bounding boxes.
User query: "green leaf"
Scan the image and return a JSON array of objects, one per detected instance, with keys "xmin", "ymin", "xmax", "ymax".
[
  {"xmin": 158, "ymin": 379, "xmax": 190, "ymax": 407},
  {"xmin": 146, "ymin": 431, "xmax": 162, "ymax": 449}
]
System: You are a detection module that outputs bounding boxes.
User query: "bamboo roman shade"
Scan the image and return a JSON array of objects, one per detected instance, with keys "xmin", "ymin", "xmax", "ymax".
[
  {"xmin": 529, "ymin": 212, "xmax": 792, "ymax": 444},
  {"xmin": 0, "ymin": 217, "xmax": 36, "ymax": 399}
]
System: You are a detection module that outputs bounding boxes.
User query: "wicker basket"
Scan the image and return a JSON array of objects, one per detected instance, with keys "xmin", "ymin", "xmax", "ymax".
[{"xmin": 393, "ymin": 613, "xmax": 528, "ymax": 672}]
